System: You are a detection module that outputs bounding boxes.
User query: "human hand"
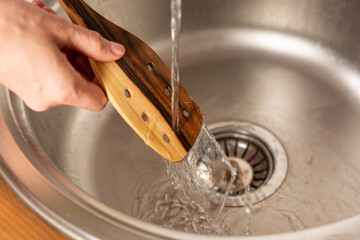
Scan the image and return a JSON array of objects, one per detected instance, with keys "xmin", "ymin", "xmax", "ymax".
[{"xmin": 0, "ymin": 0, "xmax": 125, "ymax": 111}]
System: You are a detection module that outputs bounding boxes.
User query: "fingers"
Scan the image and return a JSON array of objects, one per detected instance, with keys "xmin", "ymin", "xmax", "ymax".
[
  {"xmin": 55, "ymin": 23, "xmax": 125, "ymax": 62},
  {"xmin": 50, "ymin": 73, "xmax": 108, "ymax": 112},
  {"xmin": 53, "ymin": 54, "xmax": 108, "ymax": 112},
  {"xmin": 43, "ymin": 6, "xmax": 56, "ymax": 15},
  {"xmin": 72, "ymin": 75, "xmax": 108, "ymax": 112},
  {"xmin": 73, "ymin": 54, "xmax": 94, "ymax": 80},
  {"xmin": 25, "ymin": 62, "xmax": 107, "ymax": 112},
  {"xmin": 30, "ymin": 1, "xmax": 114, "ymax": 112},
  {"xmin": 32, "ymin": 0, "xmax": 45, "ymax": 8},
  {"xmin": 35, "ymin": 1, "xmax": 125, "ymax": 61},
  {"xmin": 33, "ymin": 1, "xmax": 56, "ymax": 14},
  {"xmin": 23, "ymin": 99, "xmax": 59, "ymax": 112}
]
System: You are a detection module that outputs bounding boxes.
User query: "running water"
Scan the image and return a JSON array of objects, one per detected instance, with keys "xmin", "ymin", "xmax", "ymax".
[
  {"xmin": 163, "ymin": 0, "xmax": 238, "ymax": 232},
  {"xmin": 165, "ymin": 124, "xmax": 237, "ymax": 219},
  {"xmin": 171, "ymin": 0, "xmax": 181, "ymax": 130},
  {"xmin": 136, "ymin": 124, "xmax": 238, "ymax": 234},
  {"xmin": 133, "ymin": 1, "xmax": 252, "ymax": 233},
  {"xmin": 244, "ymin": 186, "xmax": 253, "ymax": 235}
]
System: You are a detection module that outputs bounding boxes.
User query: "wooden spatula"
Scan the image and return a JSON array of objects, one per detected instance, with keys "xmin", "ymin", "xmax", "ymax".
[{"xmin": 57, "ymin": 0, "xmax": 203, "ymax": 162}]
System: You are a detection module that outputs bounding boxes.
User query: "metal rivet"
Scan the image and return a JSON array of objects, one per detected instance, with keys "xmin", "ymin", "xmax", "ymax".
[{"xmin": 124, "ymin": 89, "xmax": 131, "ymax": 98}]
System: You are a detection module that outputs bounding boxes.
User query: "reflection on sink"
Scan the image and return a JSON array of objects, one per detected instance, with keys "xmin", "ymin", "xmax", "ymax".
[{"xmin": 1, "ymin": 0, "xmax": 360, "ymax": 239}]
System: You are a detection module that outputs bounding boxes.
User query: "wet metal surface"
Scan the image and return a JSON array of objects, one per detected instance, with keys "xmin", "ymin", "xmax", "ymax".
[{"xmin": 1, "ymin": 0, "xmax": 360, "ymax": 239}]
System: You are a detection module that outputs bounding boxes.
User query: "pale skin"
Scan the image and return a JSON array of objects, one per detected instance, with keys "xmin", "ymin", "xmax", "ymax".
[{"xmin": 0, "ymin": 0, "xmax": 125, "ymax": 112}]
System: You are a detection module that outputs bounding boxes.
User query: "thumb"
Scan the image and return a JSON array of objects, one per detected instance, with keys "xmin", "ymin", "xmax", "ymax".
[
  {"xmin": 56, "ymin": 22, "xmax": 125, "ymax": 61},
  {"xmin": 61, "ymin": 68, "xmax": 108, "ymax": 111}
]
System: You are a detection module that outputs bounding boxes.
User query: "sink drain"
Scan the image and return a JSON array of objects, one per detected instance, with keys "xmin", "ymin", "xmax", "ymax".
[{"xmin": 208, "ymin": 121, "xmax": 288, "ymax": 206}]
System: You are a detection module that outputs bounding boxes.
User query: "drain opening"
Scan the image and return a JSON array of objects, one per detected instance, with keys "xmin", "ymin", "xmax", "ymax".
[
  {"xmin": 208, "ymin": 121, "xmax": 288, "ymax": 206},
  {"xmin": 215, "ymin": 133, "xmax": 273, "ymax": 195}
]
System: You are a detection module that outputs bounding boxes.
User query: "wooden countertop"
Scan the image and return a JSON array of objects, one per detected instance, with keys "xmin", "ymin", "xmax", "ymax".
[{"xmin": 0, "ymin": 176, "xmax": 68, "ymax": 240}]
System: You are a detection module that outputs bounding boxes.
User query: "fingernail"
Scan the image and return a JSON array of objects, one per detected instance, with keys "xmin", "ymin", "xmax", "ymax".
[{"xmin": 110, "ymin": 42, "xmax": 125, "ymax": 56}]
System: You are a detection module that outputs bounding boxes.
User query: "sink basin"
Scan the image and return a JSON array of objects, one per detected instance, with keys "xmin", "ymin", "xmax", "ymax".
[{"xmin": 1, "ymin": 0, "xmax": 360, "ymax": 239}]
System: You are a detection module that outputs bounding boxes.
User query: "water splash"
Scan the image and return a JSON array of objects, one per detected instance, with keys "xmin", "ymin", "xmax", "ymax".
[
  {"xmin": 168, "ymin": 0, "xmax": 237, "ymax": 231},
  {"xmin": 165, "ymin": 125, "xmax": 237, "ymax": 222},
  {"xmin": 134, "ymin": 177, "xmax": 219, "ymax": 234}
]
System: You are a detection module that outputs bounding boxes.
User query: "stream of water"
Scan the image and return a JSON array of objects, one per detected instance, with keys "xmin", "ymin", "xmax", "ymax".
[
  {"xmin": 244, "ymin": 186, "xmax": 253, "ymax": 236},
  {"xmin": 164, "ymin": 0, "xmax": 247, "ymax": 234},
  {"xmin": 136, "ymin": 123, "xmax": 238, "ymax": 234},
  {"xmin": 171, "ymin": 0, "xmax": 181, "ymax": 130},
  {"xmin": 128, "ymin": 0, "xmax": 253, "ymax": 234}
]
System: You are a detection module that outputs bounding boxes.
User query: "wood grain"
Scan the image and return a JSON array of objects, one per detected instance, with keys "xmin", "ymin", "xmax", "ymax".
[
  {"xmin": 57, "ymin": 0, "xmax": 203, "ymax": 162},
  {"xmin": 90, "ymin": 60, "xmax": 188, "ymax": 161},
  {"xmin": 0, "ymin": 177, "xmax": 67, "ymax": 240}
]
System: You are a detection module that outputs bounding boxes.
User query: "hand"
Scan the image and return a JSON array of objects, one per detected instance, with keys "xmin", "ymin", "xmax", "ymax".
[{"xmin": 0, "ymin": 0, "xmax": 125, "ymax": 112}]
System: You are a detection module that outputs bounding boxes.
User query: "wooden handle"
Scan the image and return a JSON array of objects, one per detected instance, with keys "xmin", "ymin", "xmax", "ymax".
[{"xmin": 57, "ymin": 0, "xmax": 203, "ymax": 162}]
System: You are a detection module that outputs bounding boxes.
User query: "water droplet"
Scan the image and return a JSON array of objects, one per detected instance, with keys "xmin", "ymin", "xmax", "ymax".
[{"xmin": 245, "ymin": 206, "xmax": 252, "ymax": 215}]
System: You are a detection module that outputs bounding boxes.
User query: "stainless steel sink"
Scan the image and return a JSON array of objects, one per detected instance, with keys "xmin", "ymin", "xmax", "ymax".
[{"xmin": 1, "ymin": 0, "xmax": 360, "ymax": 239}]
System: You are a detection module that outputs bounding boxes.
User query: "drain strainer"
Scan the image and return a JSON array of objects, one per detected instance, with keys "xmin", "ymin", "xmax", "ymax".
[{"xmin": 208, "ymin": 121, "xmax": 288, "ymax": 206}]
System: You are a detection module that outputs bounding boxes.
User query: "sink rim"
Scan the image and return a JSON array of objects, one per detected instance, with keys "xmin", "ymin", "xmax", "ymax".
[
  {"xmin": 1, "ymin": 0, "xmax": 360, "ymax": 237},
  {"xmin": 1, "ymin": 88, "xmax": 360, "ymax": 239}
]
